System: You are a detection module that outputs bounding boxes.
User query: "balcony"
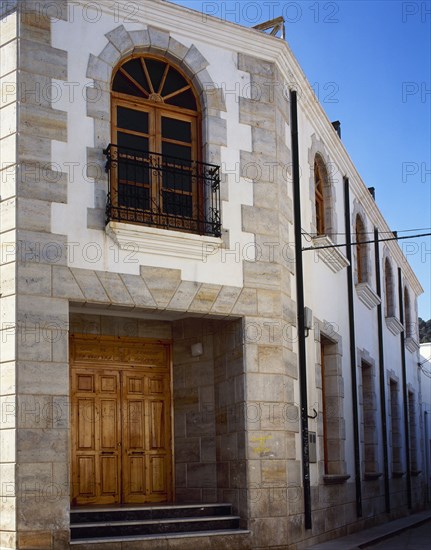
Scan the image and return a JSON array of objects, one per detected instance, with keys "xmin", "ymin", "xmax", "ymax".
[{"xmin": 104, "ymin": 144, "xmax": 221, "ymax": 238}]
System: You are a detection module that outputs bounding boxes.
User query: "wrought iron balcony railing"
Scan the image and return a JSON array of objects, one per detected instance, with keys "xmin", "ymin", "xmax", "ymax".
[{"xmin": 104, "ymin": 144, "xmax": 221, "ymax": 238}]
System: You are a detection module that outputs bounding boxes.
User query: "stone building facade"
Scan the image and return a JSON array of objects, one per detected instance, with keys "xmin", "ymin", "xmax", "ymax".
[{"xmin": 0, "ymin": 1, "xmax": 426, "ymax": 549}]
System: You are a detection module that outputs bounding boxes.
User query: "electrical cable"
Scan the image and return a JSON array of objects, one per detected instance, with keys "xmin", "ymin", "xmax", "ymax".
[
  {"xmin": 302, "ymin": 231, "xmax": 431, "ymax": 252},
  {"xmin": 303, "ymin": 227, "xmax": 431, "ymax": 237}
]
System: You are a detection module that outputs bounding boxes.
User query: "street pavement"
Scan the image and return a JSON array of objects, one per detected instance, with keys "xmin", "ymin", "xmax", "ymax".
[
  {"xmin": 367, "ymin": 519, "xmax": 431, "ymax": 549},
  {"xmin": 306, "ymin": 510, "xmax": 431, "ymax": 549}
]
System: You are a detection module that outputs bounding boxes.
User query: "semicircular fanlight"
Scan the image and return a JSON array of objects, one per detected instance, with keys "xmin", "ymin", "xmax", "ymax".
[{"xmin": 112, "ymin": 57, "xmax": 197, "ymax": 111}]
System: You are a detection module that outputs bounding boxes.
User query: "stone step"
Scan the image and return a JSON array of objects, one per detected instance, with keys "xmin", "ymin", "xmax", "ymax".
[
  {"xmin": 70, "ymin": 529, "xmax": 251, "ymax": 548},
  {"xmin": 70, "ymin": 503, "xmax": 233, "ymax": 524},
  {"xmin": 70, "ymin": 515, "xmax": 240, "ymax": 540}
]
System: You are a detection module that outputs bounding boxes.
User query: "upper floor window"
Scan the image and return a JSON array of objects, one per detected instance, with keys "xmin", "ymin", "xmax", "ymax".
[
  {"xmin": 355, "ymin": 214, "xmax": 367, "ymax": 283},
  {"xmin": 360, "ymin": 361, "xmax": 378, "ymax": 475},
  {"xmin": 105, "ymin": 56, "xmax": 221, "ymax": 237},
  {"xmin": 314, "ymin": 158, "xmax": 325, "ymax": 235},
  {"xmin": 404, "ymin": 286, "xmax": 412, "ymax": 337},
  {"xmin": 384, "ymin": 258, "xmax": 395, "ymax": 317},
  {"xmin": 408, "ymin": 391, "xmax": 418, "ymax": 472},
  {"xmin": 320, "ymin": 335, "xmax": 346, "ymax": 477},
  {"xmin": 389, "ymin": 379, "xmax": 402, "ymax": 474}
]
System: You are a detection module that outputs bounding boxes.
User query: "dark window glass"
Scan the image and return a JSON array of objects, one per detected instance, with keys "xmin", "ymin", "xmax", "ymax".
[
  {"xmin": 166, "ymin": 88, "xmax": 197, "ymax": 110},
  {"xmin": 162, "ymin": 142, "xmax": 192, "ymax": 161},
  {"xmin": 118, "ymin": 160, "xmax": 149, "ymax": 187},
  {"xmin": 119, "ymin": 183, "xmax": 150, "ymax": 210},
  {"xmin": 162, "ymin": 68, "xmax": 188, "ymax": 96},
  {"xmin": 112, "ymin": 72, "xmax": 141, "ymax": 97},
  {"xmin": 162, "ymin": 117, "xmax": 191, "ymax": 143},
  {"xmin": 122, "ymin": 58, "xmax": 149, "ymax": 93},
  {"xmin": 163, "ymin": 167, "xmax": 192, "ymax": 193},
  {"xmin": 118, "ymin": 132, "xmax": 149, "ymax": 153},
  {"xmin": 145, "ymin": 59, "xmax": 167, "ymax": 93},
  {"xmin": 117, "ymin": 107, "xmax": 149, "ymax": 134},
  {"xmin": 163, "ymin": 191, "xmax": 192, "ymax": 217}
]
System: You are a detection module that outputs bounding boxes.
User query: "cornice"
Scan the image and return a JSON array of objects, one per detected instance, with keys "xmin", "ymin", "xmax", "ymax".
[
  {"xmin": 311, "ymin": 235, "xmax": 350, "ymax": 273},
  {"xmin": 385, "ymin": 316, "xmax": 404, "ymax": 336},
  {"xmin": 106, "ymin": 221, "xmax": 223, "ymax": 260},
  {"xmin": 355, "ymin": 283, "xmax": 381, "ymax": 310},
  {"xmin": 72, "ymin": 0, "xmax": 422, "ymax": 295},
  {"xmin": 405, "ymin": 337, "xmax": 420, "ymax": 354}
]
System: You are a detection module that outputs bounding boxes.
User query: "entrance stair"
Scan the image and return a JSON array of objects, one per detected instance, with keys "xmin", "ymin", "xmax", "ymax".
[{"xmin": 70, "ymin": 502, "xmax": 249, "ymax": 547}]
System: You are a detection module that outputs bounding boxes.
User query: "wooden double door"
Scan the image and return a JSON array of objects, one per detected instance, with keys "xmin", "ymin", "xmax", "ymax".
[{"xmin": 70, "ymin": 336, "xmax": 172, "ymax": 506}]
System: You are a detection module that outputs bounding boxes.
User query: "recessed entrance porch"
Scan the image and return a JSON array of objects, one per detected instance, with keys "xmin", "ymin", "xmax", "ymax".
[{"xmin": 69, "ymin": 311, "xmax": 247, "ymax": 516}]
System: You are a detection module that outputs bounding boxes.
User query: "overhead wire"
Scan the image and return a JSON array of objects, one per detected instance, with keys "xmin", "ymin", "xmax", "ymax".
[
  {"xmin": 303, "ymin": 227, "xmax": 431, "ymax": 238},
  {"xmin": 302, "ymin": 231, "xmax": 431, "ymax": 252}
]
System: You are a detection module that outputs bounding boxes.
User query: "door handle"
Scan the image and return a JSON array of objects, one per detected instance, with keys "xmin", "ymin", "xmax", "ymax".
[
  {"xmin": 101, "ymin": 451, "xmax": 115, "ymax": 455},
  {"xmin": 129, "ymin": 451, "xmax": 145, "ymax": 455}
]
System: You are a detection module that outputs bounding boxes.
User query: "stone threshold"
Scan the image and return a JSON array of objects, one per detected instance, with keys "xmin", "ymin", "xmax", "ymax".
[
  {"xmin": 70, "ymin": 502, "xmax": 233, "ymax": 512},
  {"xmin": 70, "ymin": 529, "xmax": 250, "ymax": 545},
  {"xmin": 72, "ymin": 515, "xmax": 239, "ymax": 527}
]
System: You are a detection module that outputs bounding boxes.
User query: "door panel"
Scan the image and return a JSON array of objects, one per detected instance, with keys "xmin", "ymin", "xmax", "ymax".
[
  {"xmin": 101, "ymin": 456, "xmax": 118, "ymax": 496},
  {"xmin": 149, "ymin": 455, "xmax": 167, "ymax": 494},
  {"xmin": 71, "ymin": 338, "xmax": 172, "ymax": 506},
  {"xmin": 122, "ymin": 370, "xmax": 172, "ymax": 503},
  {"xmin": 77, "ymin": 456, "xmax": 95, "ymax": 497},
  {"xmin": 71, "ymin": 369, "xmax": 121, "ymax": 506},
  {"xmin": 77, "ymin": 399, "xmax": 94, "ymax": 449},
  {"xmin": 100, "ymin": 399, "xmax": 117, "ymax": 448},
  {"xmin": 149, "ymin": 401, "xmax": 165, "ymax": 449}
]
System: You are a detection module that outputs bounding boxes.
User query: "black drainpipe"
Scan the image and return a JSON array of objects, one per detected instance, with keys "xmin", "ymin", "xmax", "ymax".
[
  {"xmin": 290, "ymin": 89, "xmax": 312, "ymax": 530},
  {"xmin": 374, "ymin": 228, "xmax": 390, "ymax": 512},
  {"xmin": 397, "ymin": 267, "xmax": 412, "ymax": 509},
  {"xmin": 343, "ymin": 177, "xmax": 362, "ymax": 518}
]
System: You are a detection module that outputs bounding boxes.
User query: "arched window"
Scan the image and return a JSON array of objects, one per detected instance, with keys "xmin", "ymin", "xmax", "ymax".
[
  {"xmin": 355, "ymin": 214, "xmax": 367, "ymax": 283},
  {"xmin": 314, "ymin": 158, "xmax": 325, "ymax": 235},
  {"xmin": 106, "ymin": 55, "xmax": 221, "ymax": 236},
  {"xmin": 404, "ymin": 286, "xmax": 412, "ymax": 337},
  {"xmin": 384, "ymin": 258, "xmax": 395, "ymax": 317}
]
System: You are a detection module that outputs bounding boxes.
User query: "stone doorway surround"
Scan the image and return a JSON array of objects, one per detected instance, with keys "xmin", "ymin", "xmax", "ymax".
[{"xmin": 69, "ymin": 312, "xmax": 247, "ymax": 511}]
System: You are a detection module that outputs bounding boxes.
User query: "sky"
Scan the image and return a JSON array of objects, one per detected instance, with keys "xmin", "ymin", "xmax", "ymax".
[{"xmin": 169, "ymin": 0, "xmax": 431, "ymax": 319}]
